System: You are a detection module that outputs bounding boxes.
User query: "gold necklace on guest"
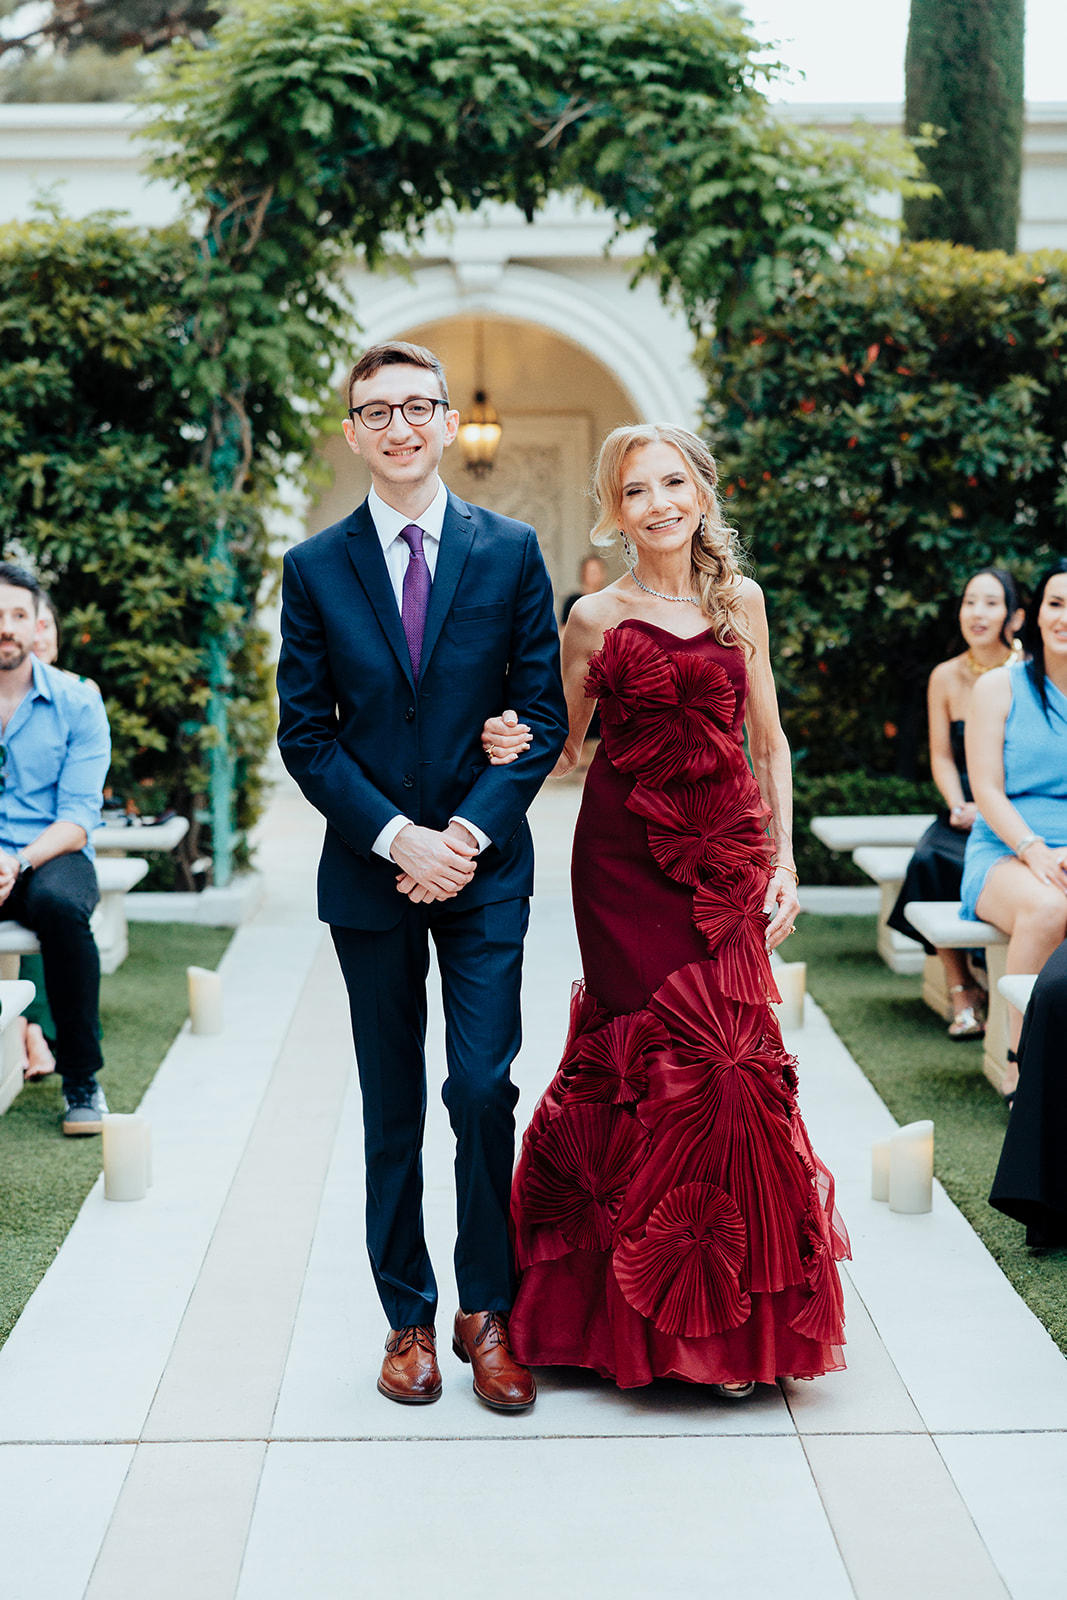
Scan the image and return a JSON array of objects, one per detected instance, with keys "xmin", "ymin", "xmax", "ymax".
[{"xmin": 965, "ymin": 641, "xmax": 1019, "ymax": 676}]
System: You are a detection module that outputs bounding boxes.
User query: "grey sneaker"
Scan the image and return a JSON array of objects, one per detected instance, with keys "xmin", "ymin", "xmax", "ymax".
[{"xmin": 62, "ymin": 1080, "xmax": 109, "ymax": 1137}]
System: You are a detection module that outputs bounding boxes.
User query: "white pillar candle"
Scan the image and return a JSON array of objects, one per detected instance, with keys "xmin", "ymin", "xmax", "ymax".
[
  {"xmin": 772, "ymin": 961, "xmax": 806, "ymax": 1030},
  {"xmin": 102, "ymin": 1114, "xmax": 149, "ymax": 1202},
  {"xmin": 888, "ymin": 1119, "xmax": 934, "ymax": 1214},
  {"xmin": 187, "ymin": 966, "xmax": 223, "ymax": 1035},
  {"xmin": 871, "ymin": 1139, "xmax": 891, "ymax": 1202}
]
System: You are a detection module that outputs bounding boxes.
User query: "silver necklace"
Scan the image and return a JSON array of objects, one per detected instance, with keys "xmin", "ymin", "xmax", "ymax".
[{"xmin": 631, "ymin": 570, "xmax": 700, "ymax": 605}]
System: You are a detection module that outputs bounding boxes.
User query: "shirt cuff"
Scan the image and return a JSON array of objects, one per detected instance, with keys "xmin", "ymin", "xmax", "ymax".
[
  {"xmin": 372, "ymin": 815, "xmax": 412, "ymax": 861},
  {"xmin": 450, "ymin": 815, "xmax": 491, "ymax": 853}
]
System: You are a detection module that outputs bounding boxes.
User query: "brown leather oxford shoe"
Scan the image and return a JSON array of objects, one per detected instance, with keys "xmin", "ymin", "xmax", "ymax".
[
  {"xmin": 452, "ymin": 1310, "xmax": 536, "ymax": 1413},
  {"xmin": 377, "ymin": 1325, "xmax": 442, "ymax": 1404}
]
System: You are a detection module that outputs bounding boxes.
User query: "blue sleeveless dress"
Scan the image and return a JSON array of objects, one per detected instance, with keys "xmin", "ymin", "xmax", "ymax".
[{"xmin": 960, "ymin": 661, "xmax": 1067, "ymax": 919}]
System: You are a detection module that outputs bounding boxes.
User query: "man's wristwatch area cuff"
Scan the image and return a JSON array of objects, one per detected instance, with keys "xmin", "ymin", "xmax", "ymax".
[{"xmin": 13, "ymin": 849, "xmax": 33, "ymax": 876}]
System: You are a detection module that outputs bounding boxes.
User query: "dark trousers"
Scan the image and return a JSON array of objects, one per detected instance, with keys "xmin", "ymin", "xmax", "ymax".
[
  {"xmin": 1, "ymin": 853, "xmax": 101, "ymax": 1088},
  {"xmin": 331, "ymin": 895, "xmax": 528, "ymax": 1331}
]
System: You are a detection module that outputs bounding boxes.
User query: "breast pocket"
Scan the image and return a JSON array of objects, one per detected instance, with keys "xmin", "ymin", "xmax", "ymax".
[{"xmin": 447, "ymin": 601, "xmax": 508, "ymax": 637}]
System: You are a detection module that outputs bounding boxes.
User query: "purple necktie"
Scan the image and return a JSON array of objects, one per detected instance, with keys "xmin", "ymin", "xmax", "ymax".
[{"xmin": 398, "ymin": 522, "xmax": 431, "ymax": 681}]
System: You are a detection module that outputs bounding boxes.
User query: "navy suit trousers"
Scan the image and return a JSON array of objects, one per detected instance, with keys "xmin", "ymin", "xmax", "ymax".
[{"xmin": 331, "ymin": 894, "xmax": 528, "ymax": 1330}]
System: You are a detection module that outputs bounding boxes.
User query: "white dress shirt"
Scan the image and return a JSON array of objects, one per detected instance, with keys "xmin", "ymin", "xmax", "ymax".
[{"xmin": 367, "ymin": 482, "xmax": 491, "ymax": 862}]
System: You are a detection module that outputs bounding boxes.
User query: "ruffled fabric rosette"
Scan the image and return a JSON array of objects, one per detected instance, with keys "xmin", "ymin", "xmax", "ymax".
[
  {"xmin": 510, "ymin": 625, "xmax": 849, "ymax": 1382},
  {"xmin": 588, "ymin": 627, "xmax": 780, "ymax": 1006}
]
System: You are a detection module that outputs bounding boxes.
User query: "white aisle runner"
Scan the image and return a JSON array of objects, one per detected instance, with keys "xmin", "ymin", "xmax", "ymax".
[{"xmin": 0, "ymin": 775, "xmax": 1064, "ymax": 1600}]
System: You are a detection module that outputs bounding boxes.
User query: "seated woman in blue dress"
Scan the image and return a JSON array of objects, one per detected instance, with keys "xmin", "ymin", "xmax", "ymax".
[
  {"xmin": 888, "ymin": 569, "xmax": 1022, "ymax": 1039},
  {"xmin": 962, "ymin": 562, "xmax": 1067, "ymax": 1097}
]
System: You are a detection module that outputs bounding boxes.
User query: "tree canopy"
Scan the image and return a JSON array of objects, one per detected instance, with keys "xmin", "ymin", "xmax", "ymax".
[{"xmin": 148, "ymin": 0, "xmax": 922, "ymax": 491}]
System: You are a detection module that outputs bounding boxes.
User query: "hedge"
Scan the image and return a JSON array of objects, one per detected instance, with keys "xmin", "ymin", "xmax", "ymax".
[
  {"xmin": 712, "ymin": 241, "xmax": 1067, "ymax": 781},
  {"xmin": 0, "ymin": 211, "xmax": 274, "ymax": 884}
]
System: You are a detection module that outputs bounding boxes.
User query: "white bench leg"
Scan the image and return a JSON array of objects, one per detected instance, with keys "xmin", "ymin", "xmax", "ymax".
[
  {"xmin": 93, "ymin": 892, "xmax": 129, "ymax": 977},
  {"xmin": 0, "ymin": 1025, "xmax": 23, "ymax": 1114},
  {"xmin": 982, "ymin": 944, "xmax": 1012, "ymax": 1093},
  {"xmin": 922, "ymin": 954, "xmax": 953, "ymax": 1020},
  {"xmin": 876, "ymin": 878, "xmax": 926, "ymax": 975}
]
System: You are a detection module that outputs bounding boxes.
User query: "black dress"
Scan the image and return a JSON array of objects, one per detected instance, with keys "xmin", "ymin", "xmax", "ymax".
[
  {"xmin": 989, "ymin": 940, "xmax": 1067, "ymax": 1246},
  {"xmin": 886, "ymin": 721, "xmax": 970, "ymax": 956}
]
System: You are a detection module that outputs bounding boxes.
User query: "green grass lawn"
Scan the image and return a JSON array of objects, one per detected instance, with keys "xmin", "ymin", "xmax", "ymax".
[
  {"xmin": 0, "ymin": 922, "xmax": 232, "ymax": 1349},
  {"xmin": 790, "ymin": 914, "xmax": 1067, "ymax": 1357}
]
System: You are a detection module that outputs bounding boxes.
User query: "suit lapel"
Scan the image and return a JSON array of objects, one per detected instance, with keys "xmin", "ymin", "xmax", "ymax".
[
  {"xmin": 343, "ymin": 500, "xmax": 414, "ymax": 686},
  {"xmin": 420, "ymin": 492, "xmax": 475, "ymax": 678}
]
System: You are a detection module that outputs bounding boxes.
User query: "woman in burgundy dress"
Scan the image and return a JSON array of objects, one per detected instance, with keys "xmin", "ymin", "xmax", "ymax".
[{"xmin": 485, "ymin": 424, "xmax": 848, "ymax": 1396}]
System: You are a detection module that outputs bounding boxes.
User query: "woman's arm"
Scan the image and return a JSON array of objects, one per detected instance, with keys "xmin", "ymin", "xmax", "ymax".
[
  {"xmin": 928, "ymin": 661, "xmax": 977, "ymax": 830},
  {"xmin": 739, "ymin": 579, "xmax": 800, "ymax": 948},
  {"xmin": 550, "ymin": 601, "xmax": 604, "ymax": 776}
]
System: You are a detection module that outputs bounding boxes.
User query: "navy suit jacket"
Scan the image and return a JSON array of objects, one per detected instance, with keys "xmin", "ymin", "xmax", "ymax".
[{"xmin": 276, "ymin": 490, "xmax": 568, "ymax": 930}]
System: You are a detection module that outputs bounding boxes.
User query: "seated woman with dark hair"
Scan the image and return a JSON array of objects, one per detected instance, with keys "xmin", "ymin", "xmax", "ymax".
[
  {"xmin": 962, "ymin": 561, "xmax": 1067, "ymax": 1099},
  {"xmin": 888, "ymin": 568, "xmax": 1023, "ymax": 1038},
  {"xmin": 989, "ymin": 940, "xmax": 1067, "ymax": 1246}
]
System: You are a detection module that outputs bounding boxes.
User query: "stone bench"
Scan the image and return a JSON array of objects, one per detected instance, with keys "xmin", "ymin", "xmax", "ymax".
[
  {"xmin": 997, "ymin": 973, "xmax": 1037, "ymax": 1015},
  {"xmin": 811, "ymin": 814, "xmax": 936, "ymax": 853},
  {"xmin": 0, "ymin": 977, "xmax": 39, "ymax": 1115},
  {"xmin": 852, "ymin": 845, "xmax": 925, "ymax": 976},
  {"xmin": 0, "ymin": 856, "xmax": 148, "ymax": 982},
  {"xmin": 904, "ymin": 901, "xmax": 1011, "ymax": 1094},
  {"xmin": 91, "ymin": 814, "xmax": 189, "ymax": 858}
]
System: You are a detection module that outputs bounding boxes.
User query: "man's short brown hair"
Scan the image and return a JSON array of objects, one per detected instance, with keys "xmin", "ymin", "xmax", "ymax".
[{"xmin": 346, "ymin": 341, "xmax": 449, "ymax": 407}]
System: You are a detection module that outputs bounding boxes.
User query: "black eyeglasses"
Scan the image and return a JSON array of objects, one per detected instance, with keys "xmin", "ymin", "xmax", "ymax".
[{"xmin": 347, "ymin": 398, "xmax": 448, "ymax": 430}]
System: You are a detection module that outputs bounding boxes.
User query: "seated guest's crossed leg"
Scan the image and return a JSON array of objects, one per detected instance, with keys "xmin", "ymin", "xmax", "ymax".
[{"xmin": 1, "ymin": 854, "xmax": 104, "ymax": 1133}]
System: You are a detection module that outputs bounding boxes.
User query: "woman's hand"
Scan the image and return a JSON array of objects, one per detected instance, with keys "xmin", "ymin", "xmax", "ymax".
[
  {"xmin": 949, "ymin": 801, "xmax": 978, "ymax": 831},
  {"xmin": 481, "ymin": 708, "xmax": 532, "ymax": 765},
  {"xmin": 764, "ymin": 867, "xmax": 801, "ymax": 952},
  {"xmin": 1021, "ymin": 841, "xmax": 1067, "ymax": 895}
]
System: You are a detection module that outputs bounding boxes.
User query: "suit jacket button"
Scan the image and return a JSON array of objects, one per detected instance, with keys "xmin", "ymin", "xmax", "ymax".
[
  {"xmin": 405, "ymin": 706, "xmax": 415, "ymax": 721},
  {"xmin": 402, "ymin": 774, "xmax": 415, "ymax": 789}
]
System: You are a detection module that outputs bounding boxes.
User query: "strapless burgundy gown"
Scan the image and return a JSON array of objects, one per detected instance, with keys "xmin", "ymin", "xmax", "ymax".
[{"xmin": 509, "ymin": 621, "xmax": 849, "ymax": 1387}]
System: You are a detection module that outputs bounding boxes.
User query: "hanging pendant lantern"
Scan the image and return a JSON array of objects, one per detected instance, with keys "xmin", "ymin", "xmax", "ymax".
[
  {"xmin": 459, "ymin": 389, "xmax": 502, "ymax": 477},
  {"xmin": 458, "ymin": 320, "xmax": 502, "ymax": 477}
]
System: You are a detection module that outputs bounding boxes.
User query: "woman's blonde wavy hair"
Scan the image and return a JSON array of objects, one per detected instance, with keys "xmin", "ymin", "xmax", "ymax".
[{"xmin": 590, "ymin": 424, "xmax": 752, "ymax": 653}]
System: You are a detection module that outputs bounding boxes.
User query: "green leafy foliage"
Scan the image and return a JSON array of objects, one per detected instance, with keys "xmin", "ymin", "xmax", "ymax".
[
  {"xmin": 146, "ymin": 0, "xmax": 922, "ymax": 483},
  {"xmin": 0, "ymin": 210, "xmax": 274, "ymax": 882},
  {"xmin": 711, "ymin": 242, "xmax": 1067, "ymax": 779}
]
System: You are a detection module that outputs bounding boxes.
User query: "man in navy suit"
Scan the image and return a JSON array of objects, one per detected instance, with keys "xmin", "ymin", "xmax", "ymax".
[{"xmin": 277, "ymin": 341, "xmax": 567, "ymax": 1412}]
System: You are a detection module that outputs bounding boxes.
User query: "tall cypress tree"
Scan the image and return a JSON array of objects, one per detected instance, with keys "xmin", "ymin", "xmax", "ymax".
[{"xmin": 904, "ymin": 0, "xmax": 1024, "ymax": 251}]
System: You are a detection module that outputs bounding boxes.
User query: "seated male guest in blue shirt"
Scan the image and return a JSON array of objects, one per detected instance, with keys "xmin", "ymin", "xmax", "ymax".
[
  {"xmin": 277, "ymin": 341, "xmax": 567, "ymax": 1412},
  {"xmin": 0, "ymin": 563, "xmax": 111, "ymax": 1135}
]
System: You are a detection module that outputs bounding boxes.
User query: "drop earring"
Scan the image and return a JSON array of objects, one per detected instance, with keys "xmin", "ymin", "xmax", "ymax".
[
  {"xmin": 621, "ymin": 531, "xmax": 636, "ymax": 569},
  {"xmin": 697, "ymin": 512, "xmax": 708, "ymax": 542}
]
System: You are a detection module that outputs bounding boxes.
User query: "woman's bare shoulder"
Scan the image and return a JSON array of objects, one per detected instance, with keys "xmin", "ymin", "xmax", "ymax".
[
  {"xmin": 566, "ymin": 585, "xmax": 630, "ymax": 632},
  {"xmin": 972, "ymin": 663, "xmax": 1014, "ymax": 713}
]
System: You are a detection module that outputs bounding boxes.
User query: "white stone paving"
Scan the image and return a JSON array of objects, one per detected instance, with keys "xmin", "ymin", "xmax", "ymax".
[{"xmin": 0, "ymin": 771, "xmax": 1064, "ymax": 1599}]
